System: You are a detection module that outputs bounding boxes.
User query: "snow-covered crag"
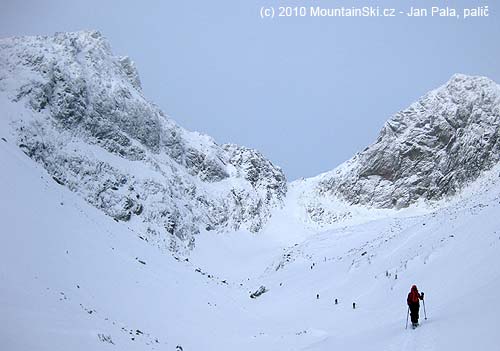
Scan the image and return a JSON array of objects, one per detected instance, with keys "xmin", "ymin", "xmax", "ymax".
[
  {"xmin": 0, "ymin": 31, "xmax": 286, "ymax": 251},
  {"xmin": 299, "ymin": 74, "xmax": 500, "ymax": 225}
]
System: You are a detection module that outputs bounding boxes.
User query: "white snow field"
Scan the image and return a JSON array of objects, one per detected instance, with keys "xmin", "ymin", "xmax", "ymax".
[{"xmin": 2, "ymin": 123, "xmax": 500, "ymax": 350}]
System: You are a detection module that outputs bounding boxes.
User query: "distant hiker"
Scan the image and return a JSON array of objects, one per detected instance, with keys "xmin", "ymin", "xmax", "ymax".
[
  {"xmin": 407, "ymin": 285, "xmax": 424, "ymax": 328},
  {"xmin": 316, "ymin": 294, "xmax": 320, "ymax": 299},
  {"xmin": 352, "ymin": 302, "xmax": 356, "ymax": 309},
  {"xmin": 335, "ymin": 298, "xmax": 338, "ymax": 305}
]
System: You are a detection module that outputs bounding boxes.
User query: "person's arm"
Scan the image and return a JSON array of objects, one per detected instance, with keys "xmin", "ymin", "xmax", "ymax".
[{"xmin": 420, "ymin": 292, "xmax": 424, "ymax": 300}]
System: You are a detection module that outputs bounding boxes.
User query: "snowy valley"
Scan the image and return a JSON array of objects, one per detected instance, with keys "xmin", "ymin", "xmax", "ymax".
[{"xmin": 1, "ymin": 31, "xmax": 500, "ymax": 351}]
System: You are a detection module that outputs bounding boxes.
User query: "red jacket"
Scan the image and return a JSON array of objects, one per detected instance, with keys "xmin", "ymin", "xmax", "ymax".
[{"xmin": 407, "ymin": 285, "xmax": 422, "ymax": 306}]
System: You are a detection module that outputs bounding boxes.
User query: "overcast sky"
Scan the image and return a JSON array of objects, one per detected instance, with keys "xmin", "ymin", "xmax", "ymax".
[{"xmin": 1, "ymin": 0, "xmax": 499, "ymax": 180}]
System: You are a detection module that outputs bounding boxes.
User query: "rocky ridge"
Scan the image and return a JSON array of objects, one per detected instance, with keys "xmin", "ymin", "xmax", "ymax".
[
  {"xmin": 300, "ymin": 74, "xmax": 500, "ymax": 226},
  {"xmin": 0, "ymin": 31, "xmax": 286, "ymax": 252}
]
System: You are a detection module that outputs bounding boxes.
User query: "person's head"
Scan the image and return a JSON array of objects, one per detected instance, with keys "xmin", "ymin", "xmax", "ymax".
[{"xmin": 411, "ymin": 285, "xmax": 418, "ymax": 291}]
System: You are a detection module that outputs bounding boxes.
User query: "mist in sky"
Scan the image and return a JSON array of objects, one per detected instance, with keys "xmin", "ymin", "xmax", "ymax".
[{"xmin": 1, "ymin": 0, "xmax": 499, "ymax": 180}]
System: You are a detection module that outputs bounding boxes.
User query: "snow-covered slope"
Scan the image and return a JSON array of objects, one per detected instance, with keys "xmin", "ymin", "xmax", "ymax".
[
  {"xmin": 295, "ymin": 74, "xmax": 500, "ymax": 227},
  {"xmin": 0, "ymin": 31, "xmax": 286, "ymax": 252},
  {"xmin": 2, "ymin": 118, "xmax": 500, "ymax": 350}
]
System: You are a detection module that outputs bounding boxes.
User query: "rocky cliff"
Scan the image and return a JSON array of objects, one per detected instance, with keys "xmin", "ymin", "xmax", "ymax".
[
  {"xmin": 299, "ymin": 74, "xmax": 500, "ymax": 225},
  {"xmin": 0, "ymin": 31, "xmax": 286, "ymax": 252}
]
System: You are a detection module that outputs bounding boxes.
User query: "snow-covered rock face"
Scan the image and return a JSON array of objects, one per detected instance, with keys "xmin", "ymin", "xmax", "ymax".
[
  {"xmin": 304, "ymin": 74, "xmax": 500, "ymax": 224},
  {"xmin": 0, "ymin": 31, "xmax": 287, "ymax": 252}
]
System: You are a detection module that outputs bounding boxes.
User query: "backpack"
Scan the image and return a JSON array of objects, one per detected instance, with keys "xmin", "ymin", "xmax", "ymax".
[{"xmin": 410, "ymin": 290, "xmax": 420, "ymax": 303}]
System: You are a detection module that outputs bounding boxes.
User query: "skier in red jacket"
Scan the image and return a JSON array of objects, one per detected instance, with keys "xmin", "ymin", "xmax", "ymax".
[{"xmin": 407, "ymin": 285, "xmax": 424, "ymax": 328}]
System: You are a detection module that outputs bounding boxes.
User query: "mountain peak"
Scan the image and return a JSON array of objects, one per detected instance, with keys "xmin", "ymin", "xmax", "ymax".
[
  {"xmin": 298, "ymin": 74, "xmax": 500, "ymax": 225},
  {"xmin": 0, "ymin": 31, "xmax": 286, "ymax": 251},
  {"xmin": 1, "ymin": 29, "xmax": 110, "ymax": 54},
  {"xmin": 440, "ymin": 73, "xmax": 498, "ymax": 95}
]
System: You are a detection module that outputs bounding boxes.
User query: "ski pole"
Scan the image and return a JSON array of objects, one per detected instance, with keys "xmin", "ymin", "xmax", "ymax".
[
  {"xmin": 405, "ymin": 306, "xmax": 409, "ymax": 329},
  {"xmin": 422, "ymin": 299, "xmax": 427, "ymax": 320}
]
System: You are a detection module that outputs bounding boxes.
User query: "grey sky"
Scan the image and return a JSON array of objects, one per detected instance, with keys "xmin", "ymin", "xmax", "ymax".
[{"xmin": 1, "ymin": 0, "xmax": 499, "ymax": 180}]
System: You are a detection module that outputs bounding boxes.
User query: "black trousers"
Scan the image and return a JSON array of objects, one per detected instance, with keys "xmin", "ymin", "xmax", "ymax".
[{"xmin": 409, "ymin": 303, "xmax": 420, "ymax": 323}]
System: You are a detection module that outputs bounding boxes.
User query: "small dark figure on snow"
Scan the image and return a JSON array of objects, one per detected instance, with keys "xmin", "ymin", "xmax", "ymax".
[{"xmin": 407, "ymin": 284, "xmax": 424, "ymax": 328}]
